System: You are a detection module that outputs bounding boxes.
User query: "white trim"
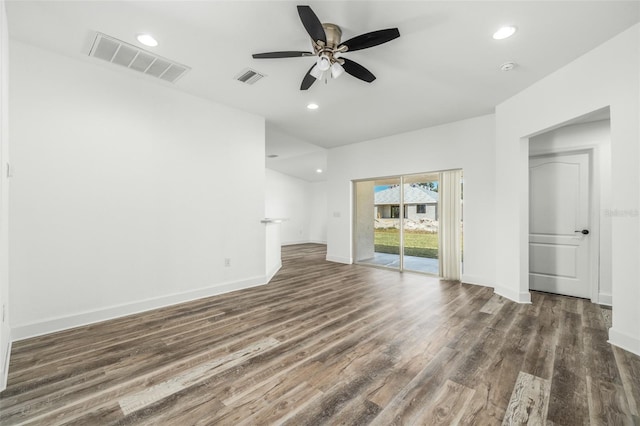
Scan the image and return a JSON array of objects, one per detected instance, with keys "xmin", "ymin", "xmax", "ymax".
[
  {"xmin": 494, "ymin": 286, "xmax": 532, "ymax": 304},
  {"xmin": 281, "ymin": 240, "xmax": 312, "ymax": 246},
  {"xmin": 589, "ymin": 147, "xmax": 601, "ymax": 303},
  {"xmin": 529, "ymin": 147, "xmax": 601, "ymax": 303},
  {"xmin": 12, "ymin": 275, "xmax": 271, "ymax": 341},
  {"xmin": 0, "ymin": 335, "xmax": 10, "ymax": 392},
  {"xmin": 399, "ymin": 176, "xmax": 405, "ymax": 271},
  {"xmin": 281, "ymin": 240, "xmax": 327, "ymax": 246},
  {"xmin": 326, "ymin": 255, "xmax": 352, "ymax": 264},
  {"xmin": 608, "ymin": 328, "xmax": 640, "ymax": 357},
  {"xmin": 598, "ymin": 292, "xmax": 612, "ymax": 306},
  {"xmin": 519, "ymin": 137, "xmax": 530, "ymax": 302},
  {"xmin": 266, "ymin": 262, "xmax": 282, "ymax": 282},
  {"xmin": 461, "ymin": 274, "xmax": 494, "ymax": 288}
]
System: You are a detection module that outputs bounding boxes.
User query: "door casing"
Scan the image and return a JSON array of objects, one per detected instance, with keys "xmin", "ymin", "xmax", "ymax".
[{"xmin": 528, "ymin": 147, "xmax": 601, "ymax": 302}]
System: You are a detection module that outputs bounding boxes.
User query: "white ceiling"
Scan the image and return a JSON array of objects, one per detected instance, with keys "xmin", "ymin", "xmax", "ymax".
[{"xmin": 6, "ymin": 1, "xmax": 640, "ymax": 181}]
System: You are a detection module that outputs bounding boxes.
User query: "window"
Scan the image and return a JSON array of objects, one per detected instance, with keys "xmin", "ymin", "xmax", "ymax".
[
  {"xmin": 416, "ymin": 204, "xmax": 426, "ymax": 214},
  {"xmin": 391, "ymin": 205, "xmax": 400, "ymax": 218}
]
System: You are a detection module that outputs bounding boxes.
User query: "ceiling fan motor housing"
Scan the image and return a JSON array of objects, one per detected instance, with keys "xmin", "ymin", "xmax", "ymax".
[{"xmin": 320, "ymin": 23, "xmax": 342, "ymax": 50}]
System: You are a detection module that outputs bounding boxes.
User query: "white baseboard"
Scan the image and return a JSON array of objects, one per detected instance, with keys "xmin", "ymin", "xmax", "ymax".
[
  {"xmin": 326, "ymin": 255, "xmax": 352, "ymax": 264},
  {"xmin": 266, "ymin": 262, "xmax": 282, "ymax": 282},
  {"xmin": 494, "ymin": 285, "xmax": 532, "ymax": 304},
  {"xmin": 281, "ymin": 240, "xmax": 311, "ymax": 246},
  {"xmin": 12, "ymin": 275, "xmax": 272, "ymax": 341},
  {"xmin": 281, "ymin": 240, "xmax": 327, "ymax": 246},
  {"xmin": 0, "ymin": 334, "xmax": 10, "ymax": 392},
  {"xmin": 461, "ymin": 274, "xmax": 494, "ymax": 288},
  {"xmin": 598, "ymin": 292, "xmax": 612, "ymax": 306},
  {"xmin": 608, "ymin": 328, "xmax": 640, "ymax": 357}
]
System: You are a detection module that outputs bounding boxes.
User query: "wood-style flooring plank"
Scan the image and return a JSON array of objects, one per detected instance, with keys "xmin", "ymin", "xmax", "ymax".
[
  {"xmin": 520, "ymin": 295, "xmax": 561, "ymax": 381},
  {"xmin": 585, "ymin": 376, "xmax": 633, "ymax": 425},
  {"xmin": 480, "ymin": 293, "xmax": 507, "ymax": 314},
  {"xmin": 368, "ymin": 346, "xmax": 462, "ymax": 425},
  {"xmin": 1, "ymin": 243, "xmax": 639, "ymax": 425},
  {"xmin": 501, "ymin": 371, "xmax": 550, "ymax": 426},
  {"xmin": 412, "ymin": 379, "xmax": 475, "ymax": 425},
  {"xmin": 612, "ymin": 346, "xmax": 640, "ymax": 418},
  {"xmin": 547, "ymin": 310, "xmax": 589, "ymax": 425}
]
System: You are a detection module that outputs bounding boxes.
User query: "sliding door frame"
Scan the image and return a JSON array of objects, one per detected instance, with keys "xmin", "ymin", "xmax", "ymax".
[
  {"xmin": 398, "ymin": 175, "xmax": 405, "ymax": 271},
  {"xmin": 353, "ymin": 171, "xmax": 453, "ymax": 275}
]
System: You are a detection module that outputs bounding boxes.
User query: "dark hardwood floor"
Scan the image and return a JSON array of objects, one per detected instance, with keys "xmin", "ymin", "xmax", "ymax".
[{"xmin": 1, "ymin": 244, "xmax": 639, "ymax": 425}]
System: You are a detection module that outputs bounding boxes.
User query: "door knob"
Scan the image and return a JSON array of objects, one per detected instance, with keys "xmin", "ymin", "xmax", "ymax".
[{"xmin": 574, "ymin": 229, "xmax": 589, "ymax": 235}]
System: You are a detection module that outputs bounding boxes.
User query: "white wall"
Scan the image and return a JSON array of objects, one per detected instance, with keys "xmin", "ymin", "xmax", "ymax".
[
  {"xmin": 530, "ymin": 119, "xmax": 612, "ymax": 305},
  {"xmin": 265, "ymin": 168, "xmax": 327, "ymax": 245},
  {"xmin": 9, "ymin": 41, "xmax": 267, "ymax": 339},
  {"xmin": 264, "ymin": 221, "xmax": 281, "ymax": 281},
  {"xmin": 326, "ymin": 114, "xmax": 496, "ymax": 287},
  {"xmin": 265, "ymin": 169, "xmax": 310, "ymax": 245},
  {"xmin": 495, "ymin": 24, "xmax": 640, "ymax": 355},
  {"xmin": 308, "ymin": 181, "xmax": 327, "ymax": 244},
  {"xmin": 0, "ymin": 0, "xmax": 10, "ymax": 391}
]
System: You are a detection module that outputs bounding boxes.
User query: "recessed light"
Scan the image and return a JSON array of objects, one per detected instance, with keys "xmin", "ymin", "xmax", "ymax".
[
  {"xmin": 137, "ymin": 33, "xmax": 158, "ymax": 47},
  {"xmin": 500, "ymin": 62, "xmax": 517, "ymax": 71},
  {"xmin": 316, "ymin": 169, "xmax": 323, "ymax": 173},
  {"xmin": 493, "ymin": 26, "xmax": 517, "ymax": 40},
  {"xmin": 307, "ymin": 103, "xmax": 319, "ymax": 110}
]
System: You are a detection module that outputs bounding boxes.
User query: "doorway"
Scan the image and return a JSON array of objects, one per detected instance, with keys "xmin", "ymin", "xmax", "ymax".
[
  {"xmin": 529, "ymin": 152, "xmax": 591, "ymax": 298},
  {"xmin": 527, "ymin": 116, "xmax": 611, "ymax": 303}
]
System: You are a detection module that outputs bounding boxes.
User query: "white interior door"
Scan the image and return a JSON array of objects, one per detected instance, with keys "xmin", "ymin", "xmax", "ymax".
[{"xmin": 529, "ymin": 152, "xmax": 591, "ymax": 299}]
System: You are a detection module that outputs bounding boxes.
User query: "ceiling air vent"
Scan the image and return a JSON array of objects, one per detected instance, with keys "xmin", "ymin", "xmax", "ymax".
[
  {"xmin": 88, "ymin": 32, "xmax": 190, "ymax": 83},
  {"xmin": 235, "ymin": 68, "xmax": 265, "ymax": 85}
]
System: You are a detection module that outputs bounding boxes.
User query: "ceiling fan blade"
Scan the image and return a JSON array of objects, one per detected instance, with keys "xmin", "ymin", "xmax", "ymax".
[
  {"xmin": 340, "ymin": 28, "xmax": 400, "ymax": 52},
  {"xmin": 300, "ymin": 64, "xmax": 318, "ymax": 90},
  {"xmin": 297, "ymin": 5, "xmax": 326, "ymax": 44},
  {"xmin": 252, "ymin": 51, "xmax": 314, "ymax": 59},
  {"xmin": 341, "ymin": 58, "xmax": 376, "ymax": 83}
]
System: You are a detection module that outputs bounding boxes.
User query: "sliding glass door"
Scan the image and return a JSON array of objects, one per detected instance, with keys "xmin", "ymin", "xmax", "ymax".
[
  {"xmin": 354, "ymin": 170, "xmax": 462, "ymax": 278},
  {"xmin": 354, "ymin": 178, "xmax": 401, "ymax": 270},
  {"xmin": 402, "ymin": 173, "xmax": 440, "ymax": 274}
]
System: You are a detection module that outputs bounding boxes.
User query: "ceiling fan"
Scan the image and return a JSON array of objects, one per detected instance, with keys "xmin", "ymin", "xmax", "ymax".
[{"xmin": 252, "ymin": 5, "xmax": 400, "ymax": 90}]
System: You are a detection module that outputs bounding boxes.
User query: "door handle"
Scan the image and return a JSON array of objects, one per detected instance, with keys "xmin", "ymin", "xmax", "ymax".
[{"xmin": 575, "ymin": 229, "xmax": 589, "ymax": 235}]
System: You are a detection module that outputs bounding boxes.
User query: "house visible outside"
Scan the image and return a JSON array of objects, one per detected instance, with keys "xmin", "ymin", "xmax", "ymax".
[
  {"xmin": 374, "ymin": 184, "xmax": 438, "ymax": 223},
  {"xmin": 373, "ymin": 183, "xmax": 439, "ymax": 259}
]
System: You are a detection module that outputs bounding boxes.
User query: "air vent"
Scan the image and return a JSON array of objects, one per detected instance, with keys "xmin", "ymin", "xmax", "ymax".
[
  {"xmin": 89, "ymin": 32, "xmax": 190, "ymax": 83},
  {"xmin": 235, "ymin": 68, "xmax": 265, "ymax": 85}
]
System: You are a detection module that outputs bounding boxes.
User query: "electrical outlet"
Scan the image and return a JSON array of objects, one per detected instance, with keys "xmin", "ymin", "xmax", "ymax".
[{"xmin": 224, "ymin": 258, "xmax": 231, "ymax": 267}]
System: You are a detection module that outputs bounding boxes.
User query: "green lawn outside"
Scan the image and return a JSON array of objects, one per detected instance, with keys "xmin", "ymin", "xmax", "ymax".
[{"xmin": 374, "ymin": 229, "xmax": 439, "ymax": 259}]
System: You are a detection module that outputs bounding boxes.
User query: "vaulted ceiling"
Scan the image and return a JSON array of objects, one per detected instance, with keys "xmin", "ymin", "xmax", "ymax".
[{"xmin": 6, "ymin": 1, "xmax": 640, "ymax": 181}]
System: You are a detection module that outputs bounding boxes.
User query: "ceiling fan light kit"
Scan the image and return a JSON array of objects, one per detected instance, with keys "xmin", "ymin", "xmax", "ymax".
[
  {"xmin": 317, "ymin": 54, "xmax": 331, "ymax": 71},
  {"xmin": 330, "ymin": 62, "xmax": 344, "ymax": 78},
  {"xmin": 252, "ymin": 5, "xmax": 400, "ymax": 90},
  {"xmin": 310, "ymin": 64, "xmax": 322, "ymax": 79}
]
